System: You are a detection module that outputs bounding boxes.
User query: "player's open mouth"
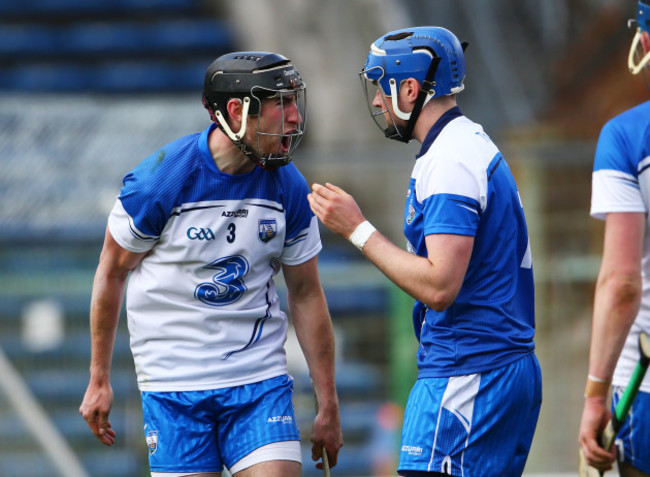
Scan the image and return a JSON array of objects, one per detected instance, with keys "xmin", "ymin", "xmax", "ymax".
[{"xmin": 280, "ymin": 134, "xmax": 291, "ymax": 154}]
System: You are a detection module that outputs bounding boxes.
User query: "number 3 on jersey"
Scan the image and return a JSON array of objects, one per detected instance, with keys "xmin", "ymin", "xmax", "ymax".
[
  {"xmin": 194, "ymin": 255, "xmax": 249, "ymax": 306},
  {"xmin": 226, "ymin": 223, "xmax": 236, "ymax": 243}
]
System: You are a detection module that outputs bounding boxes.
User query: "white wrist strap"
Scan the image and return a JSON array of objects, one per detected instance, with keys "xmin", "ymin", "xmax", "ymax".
[
  {"xmin": 348, "ymin": 220, "xmax": 376, "ymax": 251},
  {"xmin": 587, "ymin": 374, "xmax": 610, "ymax": 383}
]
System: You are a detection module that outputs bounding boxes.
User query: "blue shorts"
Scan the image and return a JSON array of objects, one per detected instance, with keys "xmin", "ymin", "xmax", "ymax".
[
  {"xmin": 141, "ymin": 374, "xmax": 300, "ymax": 474},
  {"xmin": 398, "ymin": 353, "xmax": 542, "ymax": 477},
  {"xmin": 612, "ymin": 387, "xmax": 650, "ymax": 474}
]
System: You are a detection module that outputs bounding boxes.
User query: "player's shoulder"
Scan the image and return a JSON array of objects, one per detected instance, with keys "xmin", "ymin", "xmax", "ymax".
[
  {"xmin": 129, "ymin": 131, "xmax": 203, "ymax": 182},
  {"xmin": 272, "ymin": 162, "xmax": 309, "ymax": 189},
  {"xmin": 120, "ymin": 130, "xmax": 206, "ymax": 212},
  {"xmin": 274, "ymin": 161, "xmax": 303, "ymax": 178},
  {"xmin": 428, "ymin": 116, "xmax": 498, "ymax": 167},
  {"xmin": 603, "ymin": 100, "xmax": 650, "ymax": 133}
]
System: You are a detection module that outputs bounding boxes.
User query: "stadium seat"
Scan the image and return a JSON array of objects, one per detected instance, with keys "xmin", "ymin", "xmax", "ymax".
[{"xmin": 0, "ymin": 0, "xmax": 198, "ymax": 17}]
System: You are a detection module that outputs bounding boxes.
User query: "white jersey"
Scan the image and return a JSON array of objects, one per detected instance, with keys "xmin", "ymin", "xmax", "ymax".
[
  {"xmin": 108, "ymin": 123, "xmax": 321, "ymax": 392},
  {"xmin": 591, "ymin": 100, "xmax": 650, "ymax": 392}
]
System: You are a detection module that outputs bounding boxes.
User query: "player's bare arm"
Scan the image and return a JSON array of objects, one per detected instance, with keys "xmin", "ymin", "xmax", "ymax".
[
  {"xmin": 579, "ymin": 212, "xmax": 644, "ymax": 469},
  {"xmin": 308, "ymin": 182, "xmax": 474, "ymax": 311},
  {"xmin": 282, "ymin": 257, "xmax": 343, "ymax": 469},
  {"xmin": 79, "ymin": 227, "xmax": 146, "ymax": 446},
  {"xmin": 590, "ymin": 213, "xmax": 644, "ymax": 380}
]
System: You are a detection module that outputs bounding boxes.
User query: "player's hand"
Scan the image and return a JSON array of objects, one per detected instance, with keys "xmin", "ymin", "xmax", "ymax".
[
  {"xmin": 578, "ymin": 396, "xmax": 615, "ymax": 471},
  {"xmin": 308, "ymin": 183, "xmax": 365, "ymax": 239},
  {"xmin": 79, "ymin": 380, "xmax": 116, "ymax": 446},
  {"xmin": 310, "ymin": 402, "xmax": 343, "ymax": 469}
]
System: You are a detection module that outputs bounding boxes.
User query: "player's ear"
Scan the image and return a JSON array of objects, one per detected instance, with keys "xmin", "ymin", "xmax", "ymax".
[
  {"xmin": 226, "ymin": 98, "xmax": 244, "ymax": 123},
  {"xmin": 402, "ymin": 78, "xmax": 421, "ymax": 102}
]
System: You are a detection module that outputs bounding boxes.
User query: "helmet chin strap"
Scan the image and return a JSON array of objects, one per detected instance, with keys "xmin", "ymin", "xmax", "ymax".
[
  {"xmin": 629, "ymin": 29, "xmax": 650, "ymax": 74},
  {"xmin": 383, "ymin": 56, "xmax": 442, "ymax": 144},
  {"xmin": 214, "ymin": 97, "xmax": 288, "ymax": 171}
]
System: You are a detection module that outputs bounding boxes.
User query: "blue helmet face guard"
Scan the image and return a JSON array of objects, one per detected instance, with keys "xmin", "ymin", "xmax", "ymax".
[
  {"xmin": 359, "ymin": 65, "xmax": 405, "ymax": 141},
  {"xmin": 629, "ymin": 1, "xmax": 650, "ymax": 75},
  {"xmin": 359, "ymin": 27, "xmax": 466, "ymax": 143}
]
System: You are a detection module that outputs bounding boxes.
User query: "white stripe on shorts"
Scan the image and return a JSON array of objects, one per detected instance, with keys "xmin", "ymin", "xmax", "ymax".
[{"xmin": 229, "ymin": 440, "xmax": 302, "ymax": 474}]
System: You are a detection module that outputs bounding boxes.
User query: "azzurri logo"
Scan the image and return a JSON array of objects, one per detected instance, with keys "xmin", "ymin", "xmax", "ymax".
[
  {"xmin": 194, "ymin": 255, "xmax": 249, "ymax": 306},
  {"xmin": 187, "ymin": 227, "xmax": 215, "ymax": 241}
]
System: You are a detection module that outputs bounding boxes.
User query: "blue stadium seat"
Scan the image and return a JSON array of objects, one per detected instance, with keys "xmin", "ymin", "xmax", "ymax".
[
  {"xmin": 0, "ymin": 20, "xmax": 233, "ymax": 60},
  {"xmin": 2, "ymin": 64, "xmax": 91, "ymax": 92},
  {"xmin": 0, "ymin": 25, "xmax": 57, "ymax": 57},
  {"xmin": 25, "ymin": 369, "xmax": 137, "ymax": 403},
  {"xmin": 0, "ymin": 0, "xmax": 199, "ymax": 16},
  {"xmin": 0, "ymin": 17, "xmax": 234, "ymax": 92},
  {"xmin": 0, "ymin": 330, "xmax": 131, "ymax": 362}
]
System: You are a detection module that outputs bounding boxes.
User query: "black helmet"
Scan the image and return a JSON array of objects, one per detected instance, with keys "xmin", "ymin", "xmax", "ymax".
[{"xmin": 202, "ymin": 52, "xmax": 307, "ymax": 170}]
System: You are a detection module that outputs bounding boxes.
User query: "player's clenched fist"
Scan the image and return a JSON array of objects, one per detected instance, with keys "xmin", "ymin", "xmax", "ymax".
[{"xmin": 308, "ymin": 183, "xmax": 366, "ymax": 239}]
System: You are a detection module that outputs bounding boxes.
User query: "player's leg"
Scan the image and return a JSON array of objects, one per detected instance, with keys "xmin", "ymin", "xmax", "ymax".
[
  {"xmin": 400, "ymin": 471, "xmax": 449, "ymax": 477},
  {"xmin": 152, "ymin": 474, "xmax": 221, "ymax": 477},
  {"xmin": 229, "ymin": 441, "xmax": 301, "ymax": 477},
  {"xmin": 613, "ymin": 388, "xmax": 650, "ymax": 477},
  {"xmin": 232, "ymin": 458, "xmax": 301, "ymax": 477},
  {"xmin": 219, "ymin": 375, "xmax": 302, "ymax": 475}
]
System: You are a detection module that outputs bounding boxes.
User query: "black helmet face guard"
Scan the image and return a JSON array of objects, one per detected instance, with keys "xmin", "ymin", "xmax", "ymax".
[
  {"xmin": 359, "ymin": 66, "xmax": 409, "ymax": 142},
  {"xmin": 202, "ymin": 52, "xmax": 307, "ymax": 170},
  {"xmin": 250, "ymin": 84, "xmax": 307, "ymax": 169},
  {"xmin": 214, "ymin": 83, "xmax": 306, "ymax": 170}
]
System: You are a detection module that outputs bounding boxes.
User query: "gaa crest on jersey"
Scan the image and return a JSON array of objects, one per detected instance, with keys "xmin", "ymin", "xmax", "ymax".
[
  {"xmin": 146, "ymin": 430, "xmax": 158, "ymax": 455},
  {"xmin": 258, "ymin": 219, "xmax": 277, "ymax": 243}
]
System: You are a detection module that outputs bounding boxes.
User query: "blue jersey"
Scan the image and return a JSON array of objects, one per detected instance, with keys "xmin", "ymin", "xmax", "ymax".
[
  {"xmin": 108, "ymin": 123, "xmax": 322, "ymax": 392},
  {"xmin": 404, "ymin": 107, "xmax": 535, "ymax": 377},
  {"xmin": 591, "ymin": 100, "xmax": 650, "ymax": 393}
]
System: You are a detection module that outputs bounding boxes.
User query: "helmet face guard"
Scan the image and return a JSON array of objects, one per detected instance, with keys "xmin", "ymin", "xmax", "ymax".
[
  {"xmin": 202, "ymin": 52, "xmax": 307, "ymax": 170},
  {"xmin": 360, "ymin": 65, "xmax": 403, "ymax": 141},
  {"xmin": 250, "ymin": 85, "xmax": 306, "ymax": 170},
  {"xmin": 629, "ymin": 1, "xmax": 650, "ymax": 75},
  {"xmin": 360, "ymin": 56, "xmax": 442, "ymax": 142},
  {"xmin": 359, "ymin": 27, "xmax": 466, "ymax": 143}
]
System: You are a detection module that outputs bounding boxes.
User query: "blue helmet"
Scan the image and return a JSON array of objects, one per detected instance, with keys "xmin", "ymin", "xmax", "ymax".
[
  {"xmin": 364, "ymin": 27, "xmax": 466, "ymax": 98},
  {"xmin": 360, "ymin": 27, "xmax": 466, "ymax": 142},
  {"xmin": 629, "ymin": 0, "xmax": 650, "ymax": 74}
]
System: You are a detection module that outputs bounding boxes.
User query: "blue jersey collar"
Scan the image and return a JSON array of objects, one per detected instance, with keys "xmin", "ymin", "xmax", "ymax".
[{"xmin": 416, "ymin": 106, "xmax": 463, "ymax": 159}]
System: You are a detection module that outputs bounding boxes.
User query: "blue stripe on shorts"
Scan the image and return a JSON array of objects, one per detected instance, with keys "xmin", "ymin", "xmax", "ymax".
[
  {"xmin": 398, "ymin": 352, "xmax": 541, "ymax": 476},
  {"xmin": 141, "ymin": 374, "xmax": 300, "ymax": 474}
]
